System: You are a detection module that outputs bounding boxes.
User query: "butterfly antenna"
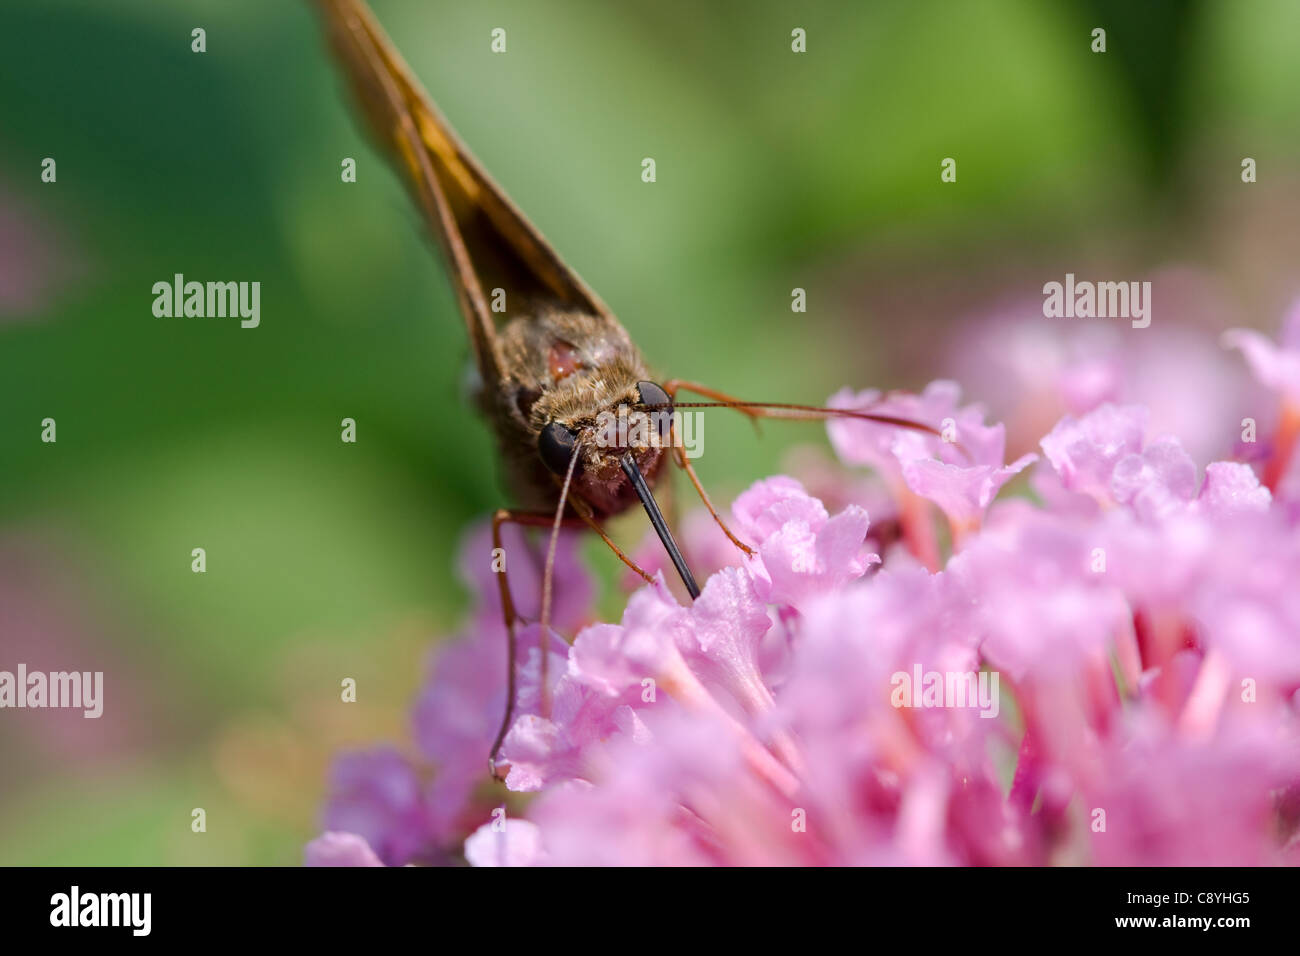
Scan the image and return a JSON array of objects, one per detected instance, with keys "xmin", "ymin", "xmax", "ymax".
[
  {"xmin": 654, "ymin": 401, "xmax": 968, "ymax": 460},
  {"xmin": 538, "ymin": 440, "xmax": 582, "ymax": 717}
]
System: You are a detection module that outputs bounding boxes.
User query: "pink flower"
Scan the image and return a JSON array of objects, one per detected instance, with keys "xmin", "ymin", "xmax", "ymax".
[
  {"xmin": 458, "ymin": 523, "xmax": 593, "ymax": 634},
  {"xmin": 1039, "ymin": 404, "xmax": 1149, "ymax": 506},
  {"xmin": 945, "ymin": 281, "xmax": 1255, "ymax": 464},
  {"xmin": 1222, "ymin": 298, "xmax": 1300, "ymax": 404},
  {"xmin": 1109, "ymin": 437, "xmax": 1200, "ymax": 520},
  {"xmin": 311, "ymin": 366, "xmax": 1300, "ymax": 867},
  {"xmin": 1223, "ymin": 299, "xmax": 1300, "ymax": 495},
  {"xmin": 464, "ymin": 819, "xmax": 547, "ymax": 867},
  {"xmin": 1084, "ymin": 720, "xmax": 1300, "ymax": 866},
  {"xmin": 523, "ymin": 710, "xmax": 803, "ymax": 866},
  {"xmin": 498, "ymin": 622, "xmax": 650, "ymax": 791},
  {"xmin": 413, "ymin": 525, "xmax": 592, "ymax": 837},
  {"xmin": 898, "ymin": 448, "xmax": 1035, "ymax": 533},
  {"xmin": 1194, "ymin": 461, "xmax": 1272, "ymax": 518},
  {"xmin": 1105, "ymin": 511, "xmax": 1300, "ymax": 685},
  {"xmin": 319, "ymin": 748, "xmax": 431, "ymax": 866},
  {"xmin": 304, "ymin": 832, "xmax": 386, "ymax": 867},
  {"xmin": 949, "ymin": 510, "xmax": 1128, "ymax": 683},
  {"xmin": 498, "ymin": 567, "xmax": 781, "ymax": 791},
  {"xmin": 829, "ymin": 380, "xmax": 1034, "ymax": 538},
  {"xmin": 826, "ymin": 381, "xmax": 958, "ymax": 478},
  {"xmin": 730, "ymin": 476, "xmax": 878, "ymax": 610}
]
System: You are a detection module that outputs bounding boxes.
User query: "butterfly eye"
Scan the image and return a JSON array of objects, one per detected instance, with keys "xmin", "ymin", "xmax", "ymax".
[
  {"xmin": 636, "ymin": 381, "xmax": 671, "ymax": 411},
  {"xmin": 538, "ymin": 421, "xmax": 579, "ymax": 475},
  {"xmin": 636, "ymin": 381, "xmax": 674, "ymax": 444}
]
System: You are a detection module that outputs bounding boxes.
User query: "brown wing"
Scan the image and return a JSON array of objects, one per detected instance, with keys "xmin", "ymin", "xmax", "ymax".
[{"xmin": 312, "ymin": 0, "xmax": 615, "ymax": 384}]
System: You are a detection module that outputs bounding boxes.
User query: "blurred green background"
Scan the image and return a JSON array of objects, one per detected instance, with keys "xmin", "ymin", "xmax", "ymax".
[{"xmin": 2, "ymin": 0, "xmax": 1299, "ymax": 863}]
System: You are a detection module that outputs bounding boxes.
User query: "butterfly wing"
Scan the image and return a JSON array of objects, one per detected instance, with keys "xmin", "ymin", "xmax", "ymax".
[{"xmin": 313, "ymin": 0, "xmax": 615, "ymax": 384}]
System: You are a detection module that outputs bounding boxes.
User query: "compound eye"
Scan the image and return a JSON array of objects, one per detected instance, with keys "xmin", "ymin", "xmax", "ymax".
[
  {"xmin": 635, "ymin": 381, "xmax": 673, "ymax": 444},
  {"xmin": 538, "ymin": 421, "xmax": 579, "ymax": 475},
  {"xmin": 636, "ymin": 381, "xmax": 672, "ymax": 411}
]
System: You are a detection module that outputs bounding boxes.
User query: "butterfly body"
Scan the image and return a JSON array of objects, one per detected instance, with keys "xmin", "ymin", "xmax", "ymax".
[{"xmin": 484, "ymin": 306, "xmax": 667, "ymax": 518}]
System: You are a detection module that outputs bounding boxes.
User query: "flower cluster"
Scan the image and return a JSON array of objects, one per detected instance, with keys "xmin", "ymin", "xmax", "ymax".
[{"xmin": 308, "ymin": 307, "xmax": 1300, "ymax": 867}]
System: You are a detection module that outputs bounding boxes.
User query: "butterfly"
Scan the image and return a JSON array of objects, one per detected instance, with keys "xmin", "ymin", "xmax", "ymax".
[{"xmin": 312, "ymin": 0, "xmax": 941, "ymax": 777}]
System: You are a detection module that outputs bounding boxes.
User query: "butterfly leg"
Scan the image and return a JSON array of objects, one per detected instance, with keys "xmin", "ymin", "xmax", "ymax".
[
  {"xmin": 487, "ymin": 506, "xmax": 655, "ymax": 780},
  {"xmin": 566, "ymin": 497, "xmax": 657, "ymax": 586},
  {"xmin": 488, "ymin": 508, "xmax": 582, "ymax": 780},
  {"xmin": 662, "ymin": 380, "xmax": 756, "ymax": 557}
]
